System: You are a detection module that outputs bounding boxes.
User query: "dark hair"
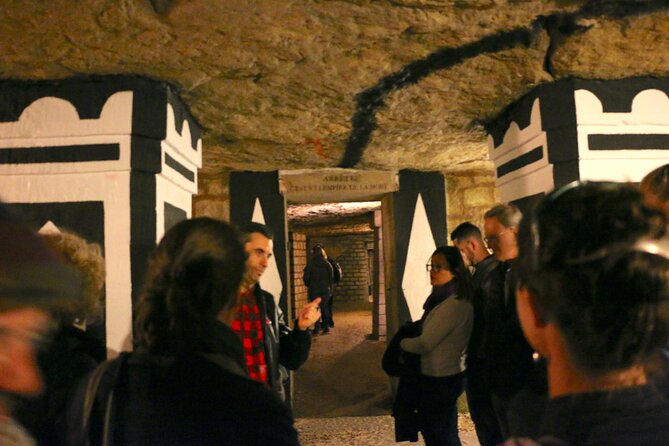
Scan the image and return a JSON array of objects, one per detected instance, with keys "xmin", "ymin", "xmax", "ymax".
[
  {"xmin": 517, "ymin": 181, "xmax": 669, "ymax": 376},
  {"xmin": 432, "ymin": 245, "xmax": 473, "ymax": 301},
  {"xmin": 450, "ymin": 222, "xmax": 482, "ymax": 242},
  {"xmin": 135, "ymin": 218, "xmax": 246, "ymax": 354},
  {"xmin": 312, "ymin": 244, "xmax": 324, "ymax": 258},
  {"xmin": 238, "ymin": 222, "xmax": 274, "ymax": 244},
  {"xmin": 641, "ymin": 163, "xmax": 669, "ymax": 202}
]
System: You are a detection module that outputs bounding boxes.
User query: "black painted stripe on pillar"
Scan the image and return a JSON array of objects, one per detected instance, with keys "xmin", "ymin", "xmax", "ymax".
[
  {"xmin": 0, "ymin": 76, "xmax": 202, "ymax": 152},
  {"xmin": 496, "ymin": 146, "xmax": 543, "ymax": 178},
  {"xmin": 0, "ymin": 144, "xmax": 119, "ymax": 164},
  {"xmin": 393, "ymin": 170, "xmax": 446, "ymax": 326},
  {"xmin": 164, "ymin": 202, "xmax": 187, "ymax": 234},
  {"xmin": 5, "ymin": 201, "xmax": 107, "ymax": 347},
  {"xmin": 510, "ymin": 192, "xmax": 545, "ymax": 217},
  {"xmin": 130, "ymin": 172, "xmax": 156, "ymax": 330},
  {"xmin": 588, "ymin": 134, "xmax": 669, "ymax": 151},
  {"xmin": 164, "ymin": 153, "xmax": 195, "ymax": 182}
]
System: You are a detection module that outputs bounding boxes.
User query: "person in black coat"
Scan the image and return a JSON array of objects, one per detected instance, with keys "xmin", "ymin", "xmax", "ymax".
[
  {"xmin": 509, "ymin": 181, "xmax": 669, "ymax": 445},
  {"xmin": 67, "ymin": 218, "xmax": 299, "ymax": 446},
  {"xmin": 15, "ymin": 228, "xmax": 106, "ymax": 446},
  {"xmin": 303, "ymin": 244, "xmax": 334, "ymax": 334}
]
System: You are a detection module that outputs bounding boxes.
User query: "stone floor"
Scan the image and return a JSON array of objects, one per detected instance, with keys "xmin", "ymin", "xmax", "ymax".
[{"xmin": 293, "ymin": 300, "xmax": 479, "ymax": 445}]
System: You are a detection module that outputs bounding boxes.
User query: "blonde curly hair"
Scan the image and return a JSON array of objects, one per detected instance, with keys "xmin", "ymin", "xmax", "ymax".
[{"xmin": 40, "ymin": 230, "xmax": 106, "ymax": 322}]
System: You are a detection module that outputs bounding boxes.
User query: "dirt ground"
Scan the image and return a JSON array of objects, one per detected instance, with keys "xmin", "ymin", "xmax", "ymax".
[{"xmin": 294, "ymin": 300, "xmax": 479, "ymax": 445}]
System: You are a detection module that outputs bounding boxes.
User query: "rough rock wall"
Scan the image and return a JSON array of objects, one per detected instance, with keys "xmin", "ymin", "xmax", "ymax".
[
  {"xmin": 445, "ymin": 168, "xmax": 499, "ymax": 237},
  {"xmin": 193, "ymin": 170, "xmax": 230, "ymax": 220},
  {"xmin": 6, "ymin": 2, "xmax": 668, "ymax": 174}
]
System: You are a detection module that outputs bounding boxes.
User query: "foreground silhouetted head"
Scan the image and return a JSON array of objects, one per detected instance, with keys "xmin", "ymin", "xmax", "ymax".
[
  {"xmin": 135, "ymin": 218, "xmax": 246, "ymax": 354},
  {"xmin": 517, "ymin": 181, "xmax": 669, "ymax": 376}
]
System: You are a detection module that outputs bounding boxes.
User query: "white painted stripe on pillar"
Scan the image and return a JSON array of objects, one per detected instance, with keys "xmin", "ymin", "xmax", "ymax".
[
  {"xmin": 252, "ymin": 197, "xmax": 283, "ymax": 305},
  {"xmin": 401, "ymin": 194, "xmax": 436, "ymax": 321}
]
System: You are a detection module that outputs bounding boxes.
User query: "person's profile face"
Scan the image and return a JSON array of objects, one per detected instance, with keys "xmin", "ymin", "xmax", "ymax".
[
  {"xmin": 244, "ymin": 232, "xmax": 273, "ymax": 284},
  {"xmin": 453, "ymin": 239, "xmax": 475, "ymax": 267},
  {"xmin": 484, "ymin": 217, "xmax": 517, "ymax": 260},
  {"xmin": 427, "ymin": 253, "xmax": 454, "ymax": 287},
  {"xmin": 0, "ymin": 307, "xmax": 50, "ymax": 417}
]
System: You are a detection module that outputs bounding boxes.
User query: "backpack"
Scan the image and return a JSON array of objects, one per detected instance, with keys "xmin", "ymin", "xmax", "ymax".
[{"xmin": 328, "ymin": 258, "xmax": 343, "ymax": 283}]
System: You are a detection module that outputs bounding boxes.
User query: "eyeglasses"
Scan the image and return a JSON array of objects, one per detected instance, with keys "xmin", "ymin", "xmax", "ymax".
[
  {"xmin": 426, "ymin": 263, "xmax": 448, "ymax": 273},
  {"xmin": 484, "ymin": 228, "xmax": 509, "ymax": 245}
]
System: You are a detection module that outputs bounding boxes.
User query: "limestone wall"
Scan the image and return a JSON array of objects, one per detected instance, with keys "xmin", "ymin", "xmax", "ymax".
[
  {"xmin": 290, "ymin": 232, "xmax": 309, "ymax": 317},
  {"xmin": 445, "ymin": 168, "xmax": 499, "ymax": 238},
  {"xmin": 193, "ymin": 170, "xmax": 230, "ymax": 221}
]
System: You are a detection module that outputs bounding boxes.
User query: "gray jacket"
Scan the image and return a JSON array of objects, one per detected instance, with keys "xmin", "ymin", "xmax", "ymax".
[{"xmin": 401, "ymin": 296, "xmax": 473, "ymax": 377}]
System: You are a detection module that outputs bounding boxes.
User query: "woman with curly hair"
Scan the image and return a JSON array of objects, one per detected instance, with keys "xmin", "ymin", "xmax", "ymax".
[
  {"xmin": 68, "ymin": 218, "xmax": 298, "ymax": 446},
  {"xmin": 511, "ymin": 181, "xmax": 669, "ymax": 445},
  {"xmin": 16, "ymin": 227, "xmax": 106, "ymax": 446}
]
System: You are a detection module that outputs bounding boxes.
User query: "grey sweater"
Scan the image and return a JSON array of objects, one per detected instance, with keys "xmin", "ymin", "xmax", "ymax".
[{"xmin": 400, "ymin": 296, "xmax": 473, "ymax": 377}]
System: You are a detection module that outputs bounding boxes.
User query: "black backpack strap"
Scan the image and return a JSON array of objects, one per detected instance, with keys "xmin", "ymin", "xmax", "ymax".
[{"xmin": 78, "ymin": 352, "xmax": 129, "ymax": 446}]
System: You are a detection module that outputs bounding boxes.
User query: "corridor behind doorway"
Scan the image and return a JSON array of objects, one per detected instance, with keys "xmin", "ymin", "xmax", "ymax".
[{"xmin": 293, "ymin": 300, "xmax": 391, "ymax": 418}]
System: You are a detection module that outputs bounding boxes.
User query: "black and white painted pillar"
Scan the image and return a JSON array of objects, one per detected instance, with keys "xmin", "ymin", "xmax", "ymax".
[
  {"xmin": 0, "ymin": 77, "xmax": 202, "ymax": 355},
  {"xmin": 486, "ymin": 77, "xmax": 669, "ymax": 211},
  {"xmin": 391, "ymin": 170, "xmax": 446, "ymax": 330}
]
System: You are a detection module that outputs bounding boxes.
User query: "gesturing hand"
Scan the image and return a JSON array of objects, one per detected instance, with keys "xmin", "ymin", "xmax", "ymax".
[{"xmin": 297, "ymin": 297, "xmax": 322, "ymax": 331}]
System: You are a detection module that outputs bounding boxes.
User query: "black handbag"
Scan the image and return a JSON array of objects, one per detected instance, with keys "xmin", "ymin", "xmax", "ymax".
[{"xmin": 382, "ymin": 321, "xmax": 421, "ymax": 377}]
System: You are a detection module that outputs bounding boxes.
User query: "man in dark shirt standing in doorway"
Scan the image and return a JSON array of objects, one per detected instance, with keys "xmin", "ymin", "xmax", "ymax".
[{"xmin": 451, "ymin": 222, "xmax": 502, "ymax": 446}]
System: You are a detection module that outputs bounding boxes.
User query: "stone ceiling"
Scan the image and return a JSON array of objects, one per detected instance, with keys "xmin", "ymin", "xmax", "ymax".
[{"xmin": 2, "ymin": 1, "xmax": 669, "ymax": 175}]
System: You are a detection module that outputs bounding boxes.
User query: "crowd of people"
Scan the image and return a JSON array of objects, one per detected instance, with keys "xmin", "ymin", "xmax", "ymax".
[
  {"xmin": 385, "ymin": 166, "xmax": 669, "ymax": 446},
  {"xmin": 1, "ymin": 165, "xmax": 668, "ymax": 445}
]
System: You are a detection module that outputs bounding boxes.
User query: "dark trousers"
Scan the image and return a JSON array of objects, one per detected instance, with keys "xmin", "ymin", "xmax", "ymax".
[
  {"xmin": 466, "ymin": 359, "xmax": 503, "ymax": 446},
  {"xmin": 309, "ymin": 293, "xmax": 331, "ymax": 331},
  {"xmin": 328, "ymin": 291, "xmax": 335, "ymax": 326},
  {"xmin": 418, "ymin": 372, "xmax": 465, "ymax": 446}
]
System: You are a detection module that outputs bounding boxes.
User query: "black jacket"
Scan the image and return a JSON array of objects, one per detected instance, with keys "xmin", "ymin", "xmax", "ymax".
[
  {"xmin": 383, "ymin": 322, "xmax": 422, "ymax": 442},
  {"xmin": 16, "ymin": 325, "xmax": 105, "ymax": 446},
  {"xmin": 468, "ymin": 254, "xmax": 501, "ymax": 362},
  {"xmin": 483, "ymin": 260, "xmax": 545, "ymax": 397},
  {"xmin": 253, "ymin": 283, "xmax": 312, "ymax": 399},
  {"xmin": 68, "ymin": 322, "xmax": 299, "ymax": 446},
  {"xmin": 537, "ymin": 384, "xmax": 669, "ymax": 445},
  {"xmin": 303, "ymin": 257, "xmax": 334, "ymax": 299}
]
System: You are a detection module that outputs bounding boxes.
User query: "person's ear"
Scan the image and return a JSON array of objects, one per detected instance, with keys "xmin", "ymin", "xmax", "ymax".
[
  {"xmin": 517, "ymin": 285, "xmax": 547, "ymax": 327},
  {"xmin": 516, "ymin": 285, "xmax": 550, "ymax": 356}
]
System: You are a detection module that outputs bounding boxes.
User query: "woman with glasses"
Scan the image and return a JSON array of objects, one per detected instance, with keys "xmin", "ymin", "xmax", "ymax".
[
  {"xmin": 398, "ymin": 246, "xmax": 474, "ymax": 446},
  {"xmin": 513, "ymin": 181, "xmax": 669, "ymax": 445}
]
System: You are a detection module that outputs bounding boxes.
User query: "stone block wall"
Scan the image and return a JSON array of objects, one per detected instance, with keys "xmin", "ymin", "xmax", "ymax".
[
  {"xmin": 308, "ymin": 233, "xmax": 374, "ymax": 302},
  {"xmin": 193, "ymin": 170, "xmax": 230, "ymax": 220},
  {"xmin": 290, "ymin": 232, "xmax": 309, "ymax": 316},
  {"xmin": 372, "ymin": 210, "xmax": 386, "ymax": 340},
  {"xmin": 445, "ymin": 168, "xmax": 499, "ymax": 239}
]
